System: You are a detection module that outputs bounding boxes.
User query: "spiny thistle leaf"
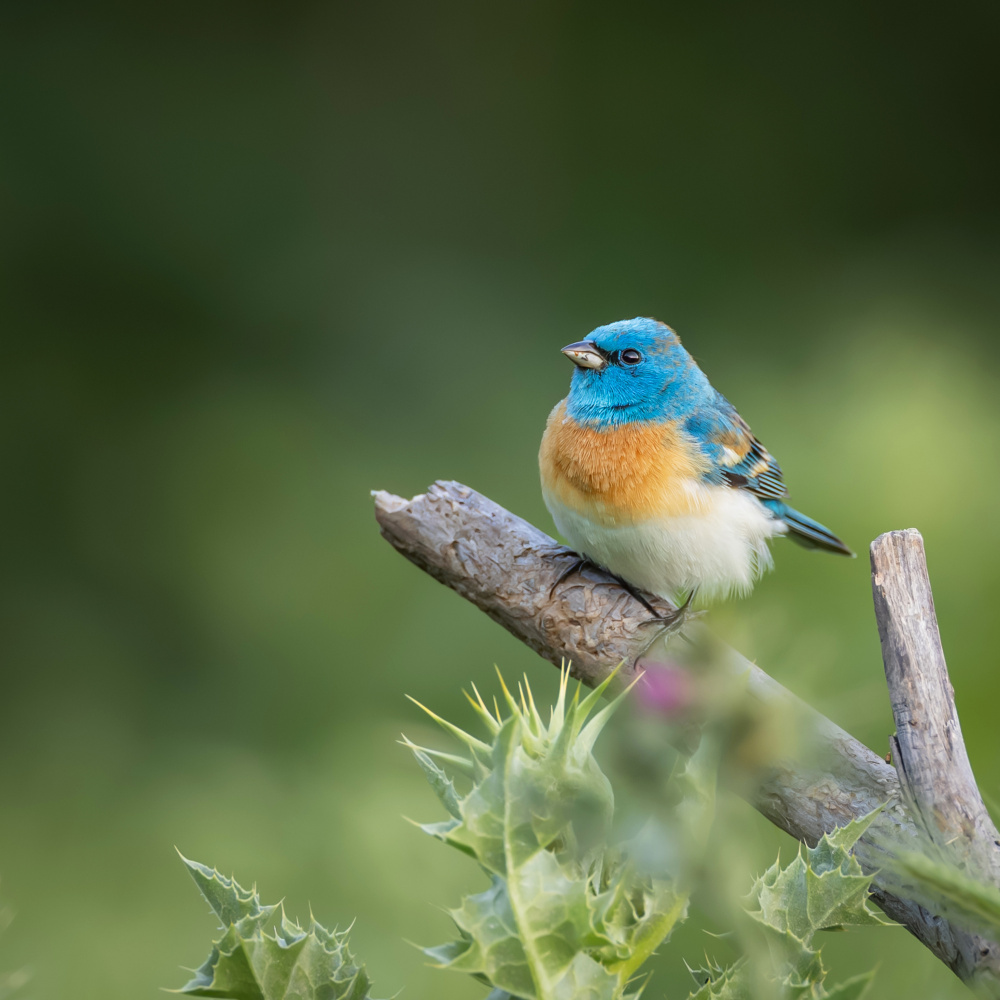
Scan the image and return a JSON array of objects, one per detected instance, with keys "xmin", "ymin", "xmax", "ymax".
[
  {"xmin": 746, "ymin": 809, "xmax": 891, "ymax": 941},
  {"xmin": 179, "ymin": 854, "xmax": 277, "ymax": 931},
  {"xmin": 688, "ymin": 958, "xmax": 874, "ymax": 1000},
  {"xmin": 173, "ymin": 857, "xmax": 381, "ymax": 1000},
  {"xmin": 409, "ymin": 666, "xmax": 691, "ymax": 1000},
  {"xmin": 688, "ymin": 809, "xmax": 886, "ymax": 1000},
  {"xmin": 815, "ymin": 808, "xmax": 882, "ymax": 857},
  {"xmin": 400, "ymin": 736, "xmax": 462, "ymax": 819},
  {"xmin": 687, "ymin": 956, "xmax": 752, "ymax": 1000},
  {"xmin": 821, "ymin": 970, "xmax": 877, "ymax": 1000}
]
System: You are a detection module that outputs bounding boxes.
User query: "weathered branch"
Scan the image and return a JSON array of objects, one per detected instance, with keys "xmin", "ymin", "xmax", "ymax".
[
  {"xmin": 373, "ymin": 480, "xmax": 999, "ymax": 988},
  {"xmin": 872, "ymin": 530, "xmax": 1000, "ymax": 984}
]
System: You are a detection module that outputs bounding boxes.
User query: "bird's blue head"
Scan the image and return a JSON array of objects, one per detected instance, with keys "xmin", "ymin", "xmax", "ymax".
[{"xmin": 561, "ymin": 317, "xmax": 712, "ymax": 426}]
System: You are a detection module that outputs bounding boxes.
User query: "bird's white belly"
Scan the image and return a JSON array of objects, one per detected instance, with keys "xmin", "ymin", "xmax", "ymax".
[{"xmin": 544, "ymin": 484, "xmax": 786, "ymax": 601}]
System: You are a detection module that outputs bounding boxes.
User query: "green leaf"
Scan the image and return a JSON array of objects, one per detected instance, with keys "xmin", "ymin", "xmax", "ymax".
[
  {"xmin": 400, "ymin": 737, "xmax": 463, "ymax": 819},
  {"xmin": 815, "ymin": 808, "xmax": 882, "ymax": 857},
  {"xmin": 180, "ymin": 854, "xmax": 277, "ymax": 931},
  {"xmin": 687, "ymin": 957, "xmax": 752, "ymax": 1000},
  {"xmin": 179, "ymin": 921, "xmax": 264, "ymax": 999},
  {"xmin": 173, "ymin": 858, "xmax": 381, "ymax": 1000},
  {"xmin": 746, "ymin": 811, "xmax": 890, "ymax": 944},
  {"xmin": 687, "ymin": 946, "xmax": 874, "ymax": 1000},
  {"xmin": 892, "ymin": 849, "xmax": 1000, "ymax": 935},
  {"xmin": 690, "ymin": 809, "xmax": 887, "ymax": 999},
  {"xmin": 823, "ymin": 969, "xmax": 876, "ymax": 1000}
]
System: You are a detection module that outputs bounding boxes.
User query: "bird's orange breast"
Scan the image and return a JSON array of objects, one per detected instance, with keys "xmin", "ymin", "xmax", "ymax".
[{"xmin": 539, "ymin": 400, "xmax": 708, "ymax": 524}]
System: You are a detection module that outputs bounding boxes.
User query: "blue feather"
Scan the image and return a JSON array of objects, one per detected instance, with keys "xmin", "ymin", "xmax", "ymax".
[
  {"xmin": 763, "ymin": 501, "xmax": 854, "ymax": 556},
  {"xmin": 564, "ymin": 317, "xmax": 715, "ymax": 426}
]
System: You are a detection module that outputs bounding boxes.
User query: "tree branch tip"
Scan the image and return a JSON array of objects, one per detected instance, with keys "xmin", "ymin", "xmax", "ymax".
[
  {"xmin": 371, "ymin": 489, "xmax": 413, "ymax": 515},
  {"xmin": 870, "ymin": 528, "xmax": 925, "ymax": 553}
]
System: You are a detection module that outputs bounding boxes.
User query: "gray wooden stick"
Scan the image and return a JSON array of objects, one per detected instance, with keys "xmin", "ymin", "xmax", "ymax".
[
  {"xmin": 373, "ymin": 480, "xmax": 999, "ymax": 986},
  {"xmin": 872, "ymin": 530, "xmax": 1000, "ymax": 984}
]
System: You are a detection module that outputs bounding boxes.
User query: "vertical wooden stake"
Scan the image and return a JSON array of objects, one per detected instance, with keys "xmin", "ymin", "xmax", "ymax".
[{"xmin": 871, "ymin": 529, "xmax": 1000, "ymax": 987}]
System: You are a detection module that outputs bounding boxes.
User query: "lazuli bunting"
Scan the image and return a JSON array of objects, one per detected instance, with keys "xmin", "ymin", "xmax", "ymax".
[{"xmin": 539, "ymin": 317, "xmax": 852, "ymax": 603}]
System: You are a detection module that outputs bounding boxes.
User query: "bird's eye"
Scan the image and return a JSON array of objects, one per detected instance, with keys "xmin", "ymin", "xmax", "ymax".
[{"xmin": 621, "ymin": 349, "xmax": 642, "ymax": 365}]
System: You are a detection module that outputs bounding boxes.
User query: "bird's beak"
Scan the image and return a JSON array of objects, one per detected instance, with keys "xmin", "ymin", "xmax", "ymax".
[{"xmin": 561, "ymin": 341, "xmax": 607, "ymax": 370}]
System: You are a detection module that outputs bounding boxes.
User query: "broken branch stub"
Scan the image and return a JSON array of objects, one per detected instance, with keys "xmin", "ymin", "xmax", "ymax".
[{"xmin": 872, "ymin": 529, "xmax": 1000, "ymax": 986}]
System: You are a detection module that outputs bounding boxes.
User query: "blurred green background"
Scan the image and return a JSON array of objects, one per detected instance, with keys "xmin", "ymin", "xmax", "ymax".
[{"xmin": 3, "ymin": 3, "xmax": 1000, "ymax": 997}]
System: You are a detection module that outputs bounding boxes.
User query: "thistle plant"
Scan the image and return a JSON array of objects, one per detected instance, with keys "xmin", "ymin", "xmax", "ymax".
[
  {"xmin": 688, "ymin": 810, "xmax": 890, "ymax": 999},
  {"xmin": 173, "ymin": 855, "xmax": 380, "ymax": 999},
  {"xmin": 403, "ymin": 666, "xmax": 712, "ymax": 1000},
  {"xmin": 172, "ymin": 666, "xmax": 891, "ymax": 1000}
]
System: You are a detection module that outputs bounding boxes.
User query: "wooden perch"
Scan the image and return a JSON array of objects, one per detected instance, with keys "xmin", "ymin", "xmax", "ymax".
[
  {"xmin": 872, "ymin": 530, "xmax": 1000, "ymax": 983},
  {"xmin": 373, "ymin": 480, "xmax": 1000, "ymax": 988}
]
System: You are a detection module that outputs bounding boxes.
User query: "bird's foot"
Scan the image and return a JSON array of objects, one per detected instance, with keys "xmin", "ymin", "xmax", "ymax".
[
  {"xmin": 634, "ymin": 588, "xmax": 701, "ymax": 654},
  {"xmin": 549, "ymin": 553, "xmax": 667, "ymax": 621},
  {"xmin": 548, "ymin": 555, "xmax": 590, "ymax": 601},
  {"xmin": 607, "ymin": 571, "xmax": 667, "ymax": 620},
  {"xmin": 635, "ymin": 586, "xmax": 697, "ymax": 626}
]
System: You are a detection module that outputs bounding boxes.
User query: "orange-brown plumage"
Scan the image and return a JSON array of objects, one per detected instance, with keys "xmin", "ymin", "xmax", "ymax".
[{"xmin": 539, "ymin": 400, "xmax": 708, "ymax": 524}]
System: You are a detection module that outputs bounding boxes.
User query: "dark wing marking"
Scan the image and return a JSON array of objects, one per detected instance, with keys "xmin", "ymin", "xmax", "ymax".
[
  {"xmin": 687, "ymin": 405, "xmax": 788, "ymax": 500},
  {"xmin": 721, "ymin": 433, "xmax": 787, "ymax": 500}
]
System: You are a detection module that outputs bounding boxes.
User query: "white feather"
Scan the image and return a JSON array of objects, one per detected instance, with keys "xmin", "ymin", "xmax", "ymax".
[{"xmin": 544, "ymin": 483, "xmax": 786, "ymax": 601}]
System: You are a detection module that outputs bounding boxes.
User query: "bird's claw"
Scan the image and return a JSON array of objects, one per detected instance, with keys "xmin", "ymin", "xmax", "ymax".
[
  {"xmin": 548, "ymin": 553, "xmax": 699, "ymax": 636},
  {"xmin": 548, "ymin": 555, "xmax": 589, "ymax": 601},
  {"xmin": 634, "ymin": 589, "xmax": 701, "ymax": 656},
  {"xmin": 549, "ymin": 553, "xmax": 667, "ymax": 621}
]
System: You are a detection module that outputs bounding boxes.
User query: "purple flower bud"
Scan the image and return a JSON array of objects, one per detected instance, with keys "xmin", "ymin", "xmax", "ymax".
[{"xmin": 635, "ymin": 658, "xmax": 694, "ymax": 717}]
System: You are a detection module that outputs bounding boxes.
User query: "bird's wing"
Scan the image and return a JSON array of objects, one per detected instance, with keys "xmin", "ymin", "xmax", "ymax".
[
  {"xmin": 685, "ymin": 403, "xmax": 788, "ymax": 500},
  {"xmin": 685, "ymin": 399, "xmax": 854, "ymax": 555}
]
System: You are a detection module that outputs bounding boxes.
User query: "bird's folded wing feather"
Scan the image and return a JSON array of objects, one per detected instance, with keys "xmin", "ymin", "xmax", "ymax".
[{"xmin": 685, "ymin": 401, "xmax": 788, "ymax": 500}]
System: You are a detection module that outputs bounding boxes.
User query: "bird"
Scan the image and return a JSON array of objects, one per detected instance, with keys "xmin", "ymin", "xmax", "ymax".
[{"xmin": 539, "ymin": 316, "xmax": 852, "ymax": 605}]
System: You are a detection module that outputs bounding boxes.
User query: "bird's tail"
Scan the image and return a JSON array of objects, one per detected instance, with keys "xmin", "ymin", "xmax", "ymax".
[{"xmin": 764, "ymin": 501, "xmax": 854, "ymax": 557}]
